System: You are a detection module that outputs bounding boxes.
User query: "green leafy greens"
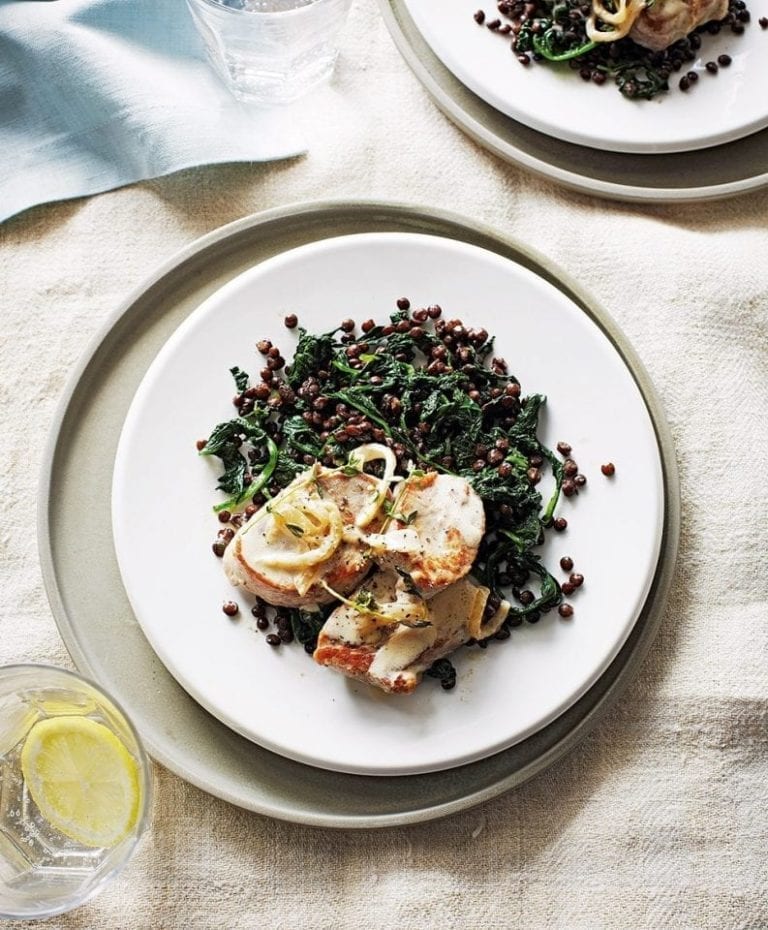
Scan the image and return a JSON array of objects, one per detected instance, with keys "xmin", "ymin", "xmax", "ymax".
[{"xmin": 201, "ymin": 305, "xmax": 570, "ymax": 673}]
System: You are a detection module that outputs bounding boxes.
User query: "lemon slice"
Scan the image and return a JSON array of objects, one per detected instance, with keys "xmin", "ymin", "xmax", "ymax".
[{"xmin": 21, "ymin": 716, "xmax": 142, "ymax": 849}]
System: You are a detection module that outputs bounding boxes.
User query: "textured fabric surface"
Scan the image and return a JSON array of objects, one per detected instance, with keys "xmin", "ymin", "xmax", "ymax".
[
  {"xmin": 0, "ymin": 0, "xmax": 305, "ymax": 223},
  {"xmin": 1, "ymin": 0, "xmax": 768, "ymax": 926}
]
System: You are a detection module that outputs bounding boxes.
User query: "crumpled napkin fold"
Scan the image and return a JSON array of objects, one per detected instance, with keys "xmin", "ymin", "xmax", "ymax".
[{"xmin": 0, "ymin": 0, "xmax": 306, "ymax": 222}]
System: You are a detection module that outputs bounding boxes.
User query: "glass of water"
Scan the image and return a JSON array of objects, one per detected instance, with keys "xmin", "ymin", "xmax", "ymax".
[
  {"xmin": 186, "ymin": 0, "xmax": 353, "ymax": 105},
  {"xmin": 0, "ymin": 665, "xmax": 152, "ymax": 920}
]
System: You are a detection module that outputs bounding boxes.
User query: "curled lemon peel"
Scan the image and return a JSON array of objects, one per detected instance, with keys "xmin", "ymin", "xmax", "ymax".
[
  {"xmin": 586, "ymin": 0, "xmax": 645, "ymax": 41},
  {"xmin": 259, "ymin": 498, "xmax": 343, "ymax": 570},
  {"xmin": 348, "ymin": 443, "xmax": 399, "ymax": 529}
]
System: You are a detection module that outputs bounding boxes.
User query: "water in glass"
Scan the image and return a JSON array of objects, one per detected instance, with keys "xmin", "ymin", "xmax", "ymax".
[
  {"xmin": 0, "ymin": 666, "xmax": 150, "ymax": 920},
  {"xmin": 187, "ymin": 0, "xmax": 352, "ymax": 104}
]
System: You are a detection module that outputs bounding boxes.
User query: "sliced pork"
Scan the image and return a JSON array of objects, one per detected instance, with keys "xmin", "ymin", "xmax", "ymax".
[{"xmin": 314, "ymin": 570, "xmax": 503, "ymax": 694}]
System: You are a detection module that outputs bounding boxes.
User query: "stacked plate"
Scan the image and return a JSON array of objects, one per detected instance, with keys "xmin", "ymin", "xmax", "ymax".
[
  {"xmin": 380, "ymin": 0, "xmax": 768, "ymax": 201},
  {"xmin": 39, "ymin": 202, "xmax": 680, "ymax": 827}
]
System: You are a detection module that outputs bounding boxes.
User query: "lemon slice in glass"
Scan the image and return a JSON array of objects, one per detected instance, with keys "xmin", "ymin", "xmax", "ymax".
[{"xmin": 21, "ymin": 716, "xmax": 142, "ymax": 849}]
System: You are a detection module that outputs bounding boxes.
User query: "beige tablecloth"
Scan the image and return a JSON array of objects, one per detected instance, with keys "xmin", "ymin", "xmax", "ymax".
[{"xmin": 2, "ymin": 1, "xmax": 767, "ymax": 926}]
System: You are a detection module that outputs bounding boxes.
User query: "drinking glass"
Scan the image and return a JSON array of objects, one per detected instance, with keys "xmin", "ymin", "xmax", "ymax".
[
  {"xmin": 186, "ymin": 0, "xmax": 353, "ymax": 105},
  {"xmin": 0, "ymin": 665, "xmax": 152, "ymax": 920}
]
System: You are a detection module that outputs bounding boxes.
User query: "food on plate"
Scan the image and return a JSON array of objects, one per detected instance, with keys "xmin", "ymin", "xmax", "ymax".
[
  {"xmin": 584, "ymin": 0, "xmax": 728, "ymax": 47},
  {"xmin": 223, "ymin": 461, "xmax": 388, "ymax": 607},
  {"xmin": 223, "ymin": 453, "xmax": 486, "ymax": 606},
  {"xmin": 315, "ymin": 572, "xmax": 505, "ymax": 694},
  {"xmin": 476, "ymin": 0, "xmax": 754, "ymax": 99},
  {"xmin": 199, "ymin": 300, "xmax": 590, "ymax": 692},
  {"xmin": 624, "ymin": 0, "xmax": 728, "ymax": 49},
  {"xmin": 362, "ymin": 471, "xmax": 485, "ymax": 597}
]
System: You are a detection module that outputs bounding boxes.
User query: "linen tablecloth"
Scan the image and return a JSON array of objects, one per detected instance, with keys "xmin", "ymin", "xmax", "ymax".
[{"xmin": 1, "ymin": 0, "xmax": 767, "ymax": 926}]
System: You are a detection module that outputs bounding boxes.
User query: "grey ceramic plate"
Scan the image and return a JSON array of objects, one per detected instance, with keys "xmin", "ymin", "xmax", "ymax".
[
  {"xmin": 38, "ymin": 201, "xmax": 680, "ymax": 828},
  {"xmin": 380, "ymin": 0, "xmax": 768, "ymax": 203}
]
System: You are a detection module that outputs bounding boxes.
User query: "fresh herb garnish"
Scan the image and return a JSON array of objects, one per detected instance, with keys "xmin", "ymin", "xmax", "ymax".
[
  {"xmin": 353, "ymin": 590, "xmax": 379, "ymax": 612},
  {"xmin": 383, "ymin": 499, "xmax": 419, "ymax": 525}
]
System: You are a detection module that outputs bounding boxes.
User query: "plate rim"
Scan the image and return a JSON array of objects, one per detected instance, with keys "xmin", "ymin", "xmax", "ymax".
[
  {"xmin": 37, "ymin": 199, "xmax": 681, "ymax": 827},
  {"xmin": 379, "ymin": 0, "xmax": 768, "ymax": 203},
  {"xmin": 110, "ymin": 228, "xmax": 666, "ymax": 777},
  {"xmin": 402, "ymin": 0, "xmax": 768, "ymax": 156}
]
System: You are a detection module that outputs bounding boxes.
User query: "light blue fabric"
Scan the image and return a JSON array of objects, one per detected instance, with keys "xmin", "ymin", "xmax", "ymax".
[{"xmin": 0, "ymin": 0, "xmax": 306, "ymax": 222}]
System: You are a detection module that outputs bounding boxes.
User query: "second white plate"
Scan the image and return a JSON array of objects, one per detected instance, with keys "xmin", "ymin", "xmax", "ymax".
[
  {"xmin": 404, "ymin": 0, "xmax": 768, "ymax": 153},
  {"xmin": 112, "ymin": 232, "xmax": 664, "ymax": 776}
]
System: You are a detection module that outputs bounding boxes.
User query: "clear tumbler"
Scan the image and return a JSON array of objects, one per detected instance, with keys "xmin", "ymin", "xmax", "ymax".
[
  {"xmin": 186, "ymin": 0, "xmax": 353, "ymax": 105},
  {"xmin": 0, "ymin": 665, "xmax": 151, "ymax": 920}
]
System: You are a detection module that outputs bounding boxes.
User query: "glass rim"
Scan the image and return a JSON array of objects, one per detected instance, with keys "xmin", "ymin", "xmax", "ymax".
[
  {"xmin": 0, "ymin": 663, "xmax": 153, "ymax": 920},
  {"xmin": 187, "ymin": 0, "xmax": 331, "ymax": 16}
]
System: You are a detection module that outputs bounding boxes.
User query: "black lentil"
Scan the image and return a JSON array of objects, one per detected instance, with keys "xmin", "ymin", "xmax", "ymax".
[{"xmin": 527, "ymin": 467, "xmax": 541, "ymax": 485}]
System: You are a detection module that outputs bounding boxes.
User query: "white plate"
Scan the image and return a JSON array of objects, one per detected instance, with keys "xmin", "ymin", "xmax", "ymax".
[
  {"xmin": 112, "ymin": 232, "xmax": 664, "ymax": 776},
  {"xmin": 403, "ymin": 0, "xmax": 768, "ymax": 153}
]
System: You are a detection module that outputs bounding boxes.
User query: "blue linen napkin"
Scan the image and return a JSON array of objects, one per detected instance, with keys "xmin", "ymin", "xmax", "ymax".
[{"xmin": 0, "ymin": 0, "xmax": 306, "ymax": 223}]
